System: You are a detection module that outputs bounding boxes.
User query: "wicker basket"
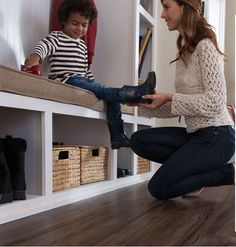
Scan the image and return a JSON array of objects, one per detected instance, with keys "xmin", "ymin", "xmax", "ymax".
[
  {"xmin": 80, "ymin": 146, "xmax": 108, "ymax": 185},
  {"xmin": 52, "ymin": 146, "xmax": 81, "ymax": 192},
  {"xmin": 137, "ymin": 156, "xmax": 150, "ymax": 174}
]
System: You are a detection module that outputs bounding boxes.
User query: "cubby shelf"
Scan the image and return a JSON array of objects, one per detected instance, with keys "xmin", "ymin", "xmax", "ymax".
[{"xmin": 139, "ymin": 5, "xmax": 156, "ymax": 26}]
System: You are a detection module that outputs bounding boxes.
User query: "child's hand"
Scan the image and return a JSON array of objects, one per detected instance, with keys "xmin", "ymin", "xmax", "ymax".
[{"xmin": 24, "ymin": 54, "xmax": 40, "ymax": 69}]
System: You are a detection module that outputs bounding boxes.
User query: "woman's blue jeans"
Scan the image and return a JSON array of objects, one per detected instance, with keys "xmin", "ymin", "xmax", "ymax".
[
  {"xmin": 130, "ymin": 126, "xmax": 235, "ymax": 199},
  {"xmin": 66, "ymin": 76, "xmax": 122, "ymax": 121}
]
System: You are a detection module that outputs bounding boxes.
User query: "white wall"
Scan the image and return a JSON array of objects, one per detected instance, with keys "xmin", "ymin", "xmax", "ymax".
[
  {"xmin": 91, "ymin": 0, "xmax": 135, "ymax": 86},
  {"xmin": 224, "ymin": 0, "xmax": 236, "ymax": 104},
  {"xmin": 155, "ymin": 1, "xmax": 182, "ymax": 127},
  {"xmin": 0, "ymin": 0, "xmax": 51, "ymax": 71},
  {"xmin": 207, "ymin": 0, "xmax": 225, "ymax": 52}
]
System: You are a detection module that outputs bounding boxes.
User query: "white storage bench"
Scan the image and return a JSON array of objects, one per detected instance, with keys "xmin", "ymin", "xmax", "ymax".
[{"xmin": 0, "ymin": 65, "xmax": 155, "ymax": 225}]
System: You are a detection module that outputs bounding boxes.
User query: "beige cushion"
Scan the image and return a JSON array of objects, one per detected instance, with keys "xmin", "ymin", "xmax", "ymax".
[{"xmin": 0, "ymin": 65, "xmax": 134, "ymax": 115}]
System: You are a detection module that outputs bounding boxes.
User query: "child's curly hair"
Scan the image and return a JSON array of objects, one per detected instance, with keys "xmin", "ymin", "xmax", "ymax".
[{"xmin": 57, "ymin": 0, "xmax": 98, "ymax": 26}]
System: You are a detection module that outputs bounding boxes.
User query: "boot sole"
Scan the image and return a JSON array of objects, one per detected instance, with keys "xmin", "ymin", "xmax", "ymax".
[
  {"xmin": 13, "ymin": 190, "xmax": 26, "ymax": 200},
  {"xmin": 140, "ymin": 98, "xmax": 153, "ymax": 104},
  {"xmin": 0, "ymin": 192, "xmax": 13, "ymax": 204},
  {"xmin": 111, "ymin": 143, "xmax": 130, "ymax": 149}
]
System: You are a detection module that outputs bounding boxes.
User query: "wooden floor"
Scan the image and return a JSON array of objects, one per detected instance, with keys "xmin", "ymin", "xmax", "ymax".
[{"xmin": 0, "ymin": 182, "xmax": 235, "ymax": 246}]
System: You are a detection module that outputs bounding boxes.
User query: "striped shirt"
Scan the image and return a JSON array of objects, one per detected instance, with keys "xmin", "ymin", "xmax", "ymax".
[{"xmin": 32, "ymin": 31, "xmax": 94, "ymax": 83}]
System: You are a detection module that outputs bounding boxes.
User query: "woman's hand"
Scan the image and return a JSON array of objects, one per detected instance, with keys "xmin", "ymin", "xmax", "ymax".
[
  {"xmin": 140, "ymin": 93, "xmax": 173, "ymax": 109},
  {"xmin": 24, "ymin": 54, "xmax": 40, "ymax": 69}
]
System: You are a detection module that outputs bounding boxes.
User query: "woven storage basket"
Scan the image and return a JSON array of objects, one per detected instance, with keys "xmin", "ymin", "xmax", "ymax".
[
  {"xmin": 52, "ymin": 146, "xmax": 81, "ymax": 192},
  {"xmin": 137, "ymin": 156, "xmax": 150, "ymax": 174},
  {"xmin": 80, "ymin": 146, "xmax": 108, "ymax": 185}
]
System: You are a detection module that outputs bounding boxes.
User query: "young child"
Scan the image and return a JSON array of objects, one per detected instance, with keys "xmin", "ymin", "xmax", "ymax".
[{"xmin": 24, "ymin": 0, "xmax": 156, "ymax": 149}]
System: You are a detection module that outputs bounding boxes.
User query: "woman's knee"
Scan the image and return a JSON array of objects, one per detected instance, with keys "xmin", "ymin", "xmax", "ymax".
[
  {"xmin": 130, "ymin": 131, "xmax": 143, "ymax": 152},
  {"xmin": 148, "ymin": 177, "xmax": 170, "ymax": 200}
]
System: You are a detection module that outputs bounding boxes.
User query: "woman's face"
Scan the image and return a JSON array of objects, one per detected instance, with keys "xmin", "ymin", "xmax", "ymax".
[
  {"xmin": 63, "ymin": 12, "xmax": 89, "ymax": 39},
  {"xmin": 161, "ymin": 0, "xmax": 184, "ymax": 32}
]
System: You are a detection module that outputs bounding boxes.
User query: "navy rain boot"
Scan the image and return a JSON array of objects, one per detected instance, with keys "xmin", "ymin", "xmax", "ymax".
[
  {"xmin": 0, "ymin": 139, "xmax": 13, "ymax": 204},
  {"xmin": 119, "ymin": 71, "xmax": 156, "ymax": 104},
  {"xmin": 107, "ymin": 120, "xmax": 130, "ymax": 149},
  {"xmin": 3, "ymin": 135, "xmax": 27, "ymax": 200}
]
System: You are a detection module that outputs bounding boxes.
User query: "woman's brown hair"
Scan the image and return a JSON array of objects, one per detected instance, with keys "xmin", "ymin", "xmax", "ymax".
[{"xmin": 161, "ymin": 0, "xmax": 225, "ymax": 65}]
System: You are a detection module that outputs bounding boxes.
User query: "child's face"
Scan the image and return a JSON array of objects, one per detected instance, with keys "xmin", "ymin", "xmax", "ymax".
[{"xmin": 63, "ymin": 12, "xmax": 89, "ymax": 39}]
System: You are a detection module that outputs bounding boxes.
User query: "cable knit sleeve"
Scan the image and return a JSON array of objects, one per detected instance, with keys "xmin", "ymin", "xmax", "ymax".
[{"xmin": 171, "ymin": 39, "xmax": 226, "ymax": 117}]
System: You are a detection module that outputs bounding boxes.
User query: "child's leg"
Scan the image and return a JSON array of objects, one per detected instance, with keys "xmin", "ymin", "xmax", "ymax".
[
  {"xmin": 65, "ymin": 72, "xmax": 156, "ymax": 104},
  {"xmin": 66, "ymin": 76, "xmax": 120, "ymax": 102},
  {"xmin": 106, "ymin": 102, "xmax": 129, "ymax": 149},
  {"xmin": 66, "ymin": 76, "xmax": 130, "ymax": 149}
]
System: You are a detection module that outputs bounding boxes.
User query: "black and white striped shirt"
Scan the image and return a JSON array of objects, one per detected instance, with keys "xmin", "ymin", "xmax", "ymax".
[{"xmin": 32, "ymin": 31, "xmax": 94, "ymax": 83}]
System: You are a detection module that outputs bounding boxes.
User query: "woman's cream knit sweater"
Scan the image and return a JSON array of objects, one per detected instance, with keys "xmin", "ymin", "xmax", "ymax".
[{"xmin": 146, "ymin": 39, "xmax": 234, "ymax": 133}]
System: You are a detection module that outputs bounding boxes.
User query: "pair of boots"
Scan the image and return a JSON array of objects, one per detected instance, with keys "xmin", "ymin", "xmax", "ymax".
[
  {"xmin": 108, "ymin": 71, "xmax": 156, "ymax": 149},
  {"xmin": 0, "ymin": 135, "xmax": 27, "ymax": 204}
]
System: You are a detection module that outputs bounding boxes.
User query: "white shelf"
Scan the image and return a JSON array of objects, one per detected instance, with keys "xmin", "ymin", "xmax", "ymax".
[
  {"xmin": 139, "ymin": 5, "xmax": 156, "ymax": 26},
  {"xmin": 0, "ymin": 92, "xmax": 105, "ymax": 120},
  {"xmin": 0, "ymin": 90, "xmax": 156, "ymax": 224}
]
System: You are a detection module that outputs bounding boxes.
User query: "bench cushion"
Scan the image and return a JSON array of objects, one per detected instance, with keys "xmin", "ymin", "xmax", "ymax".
[{"xmin": 0, "ymin": 65, "xmax": 134, "ymax": 115}]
